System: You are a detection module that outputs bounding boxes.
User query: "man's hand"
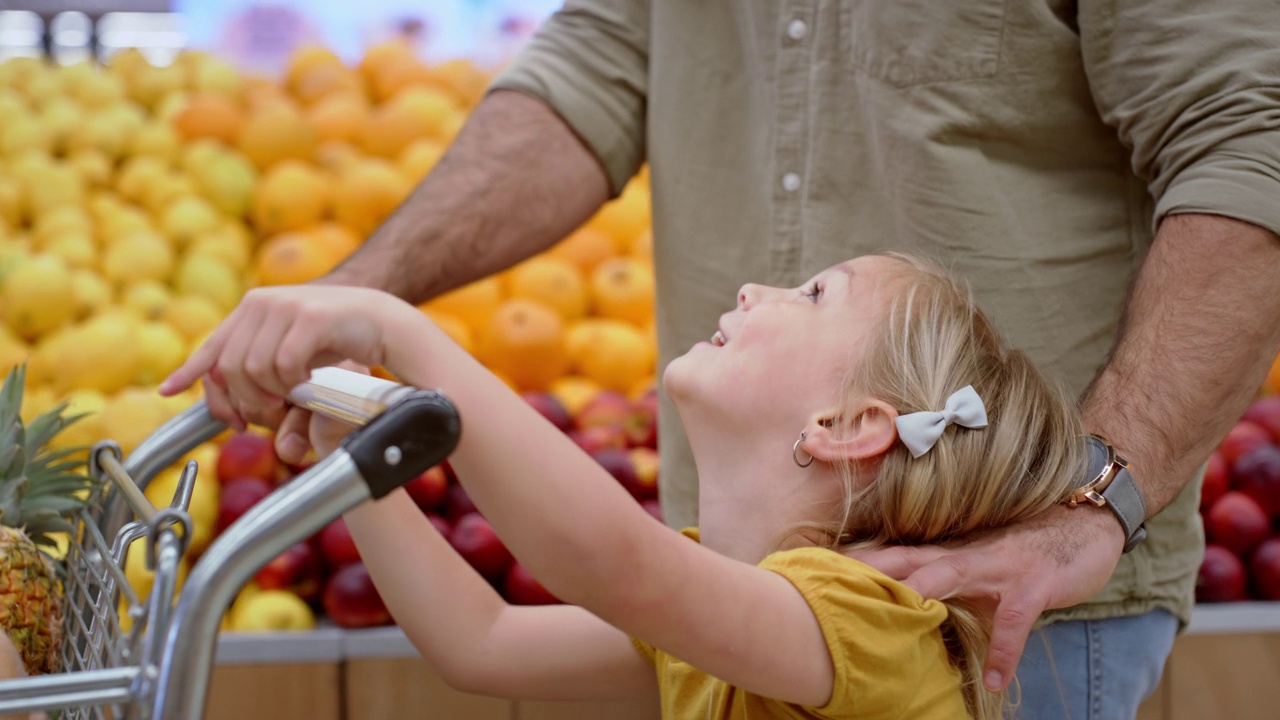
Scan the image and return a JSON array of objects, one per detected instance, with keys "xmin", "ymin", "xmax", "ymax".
[{"xmin": 848, "ymin": 505, "xmax": 1125, "ymax": 692}]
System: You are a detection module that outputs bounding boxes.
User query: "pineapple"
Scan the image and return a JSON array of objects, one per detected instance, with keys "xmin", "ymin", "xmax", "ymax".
[{"xmin": 0, "ymin": 365, "xmax": 95, "ymax": 675}]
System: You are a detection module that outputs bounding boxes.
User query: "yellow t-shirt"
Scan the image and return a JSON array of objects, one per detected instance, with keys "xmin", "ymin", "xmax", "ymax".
[{"xmin": 631, "ymin": 531, "xmax": 970, "ymax": 719}]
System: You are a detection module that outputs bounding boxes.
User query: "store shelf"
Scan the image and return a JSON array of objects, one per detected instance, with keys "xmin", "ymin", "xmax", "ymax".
[
  {"xmin": 215, "ymin": 625, "xmax": 345, "ymax": 665},
  {"xmin": 1185, "ymin": 602, "xmax": 1280, "ymax": 635},
  {"xmin": 209, "ymin": 603, "xmax": 1280, "ymax": 666}
]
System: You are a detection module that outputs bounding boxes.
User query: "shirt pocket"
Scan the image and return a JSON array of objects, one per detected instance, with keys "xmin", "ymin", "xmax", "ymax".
[{"xmin": 841, "ymin": 0, "xmax": 1007, "ymax": 87}]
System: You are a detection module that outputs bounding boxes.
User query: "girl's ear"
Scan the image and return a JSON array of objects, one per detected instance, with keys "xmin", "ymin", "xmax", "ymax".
[{"xmin": 803, "ymin": 399, "xmax": 899, "ymax": 464}]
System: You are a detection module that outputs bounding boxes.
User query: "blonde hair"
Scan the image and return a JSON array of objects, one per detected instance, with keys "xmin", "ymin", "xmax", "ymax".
[{"xmin": 820, "ymin": 253, "xmax": 1085, "ymax": 720}]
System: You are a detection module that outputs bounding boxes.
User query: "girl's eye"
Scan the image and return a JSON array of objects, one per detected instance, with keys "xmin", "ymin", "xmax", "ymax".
[{"xmin": 803, "ymin": 282, "xmax": 823, "ymax": 302}]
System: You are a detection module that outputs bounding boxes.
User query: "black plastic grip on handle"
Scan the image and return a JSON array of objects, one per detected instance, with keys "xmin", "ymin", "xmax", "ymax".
[{"xmin": 340, "ymin": 390, "xmax": 462, "ymax": 499}]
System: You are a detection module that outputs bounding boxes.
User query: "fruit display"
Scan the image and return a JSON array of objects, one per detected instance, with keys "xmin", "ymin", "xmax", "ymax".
[
  {"xmin": 1196, "ymin": 355, "xmax": 1280, "ymax": 602},
  {"xmin": 0, "ymin": 40, "xmax": 654, "ymax": 635}
]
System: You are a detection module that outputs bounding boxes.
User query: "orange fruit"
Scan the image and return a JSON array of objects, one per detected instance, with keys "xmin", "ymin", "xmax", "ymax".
[
  {"xmin": 359, "ymin": 88, "xmax": 456, "ymax": 159},
  {"xmin": 628, "ymin": 374, "xmax": 657, "ymax": 401},
  {"xmin": 428, "ymin": 59, "xmax": 491, "ymax": 107},
  {"xmin": 237, "ymin": 103, "xmax": 317, "ymax": 170},
  {"xmin": 565, "ymin": 318, "xmax": 655, "ymax": 393},
  {"xmin": 291, "ymin": 65, "xmax": 365, "ymax": 107},
  {"xmin": 548, "ymin": 375, "xmax": 604, "ymax": 416},
  {"xmin": 370, "ymin": 56, "xmax": 434, "ymax": 103},
  {"xmin": 589, "ymin": 257, "xmax": 655, "ymax": 326},
  {"xmin": 399, "ymin": 138, "xmax": 445, "ymax": 182},
  {"xmin": 173, "ymin": 94, "xmax": 243, "ymax": 144},
  {"xmin": 252, "ymin": 160, "xmax": 330, "ymax": 235},
  {"xmin": 331, "ymin": 159, "xmax": 411, "ymax": 236},
  {"xmin": 420, "ymin": 308, "xmax": 474, "ymax": 356},
  {"xmin": 629, "ymin": 228, "xmax": 652, "ymax": 259},
  {"xmin": 358, "ymin": 41, "xmax": 416, "ymax": 85},
  {"xmin": 285, "ymin": 46, "xmax": 347, "ymax": 94},
  {"xmin": 241, "ymin": 77, "xmax": 293, "ymax": 113},
  {"xmin": 306, "ymin": 94, "xmax": 368, "ymax": 144},
  {"xmin": 548, "ymin": 227, "xmax": 617, "ymax": 275},
  {"xmin": 425, "ymin": 277, "xmax": 504, "ymax": 338},
  {"xmin": 1263, "ymin": 353, "xmax": 1280, "ymax": 395},
  {"xmin": 308, "ymin": 222, "xmax": 361, "ymax": 258},
  {"xmin": 476, "ymin": 299, "xmax": 569, "ymax": 392},
  {"xmin": 507, "ymin": 256, "xmax": 588, "ymax": 321},
  {"xmin": 254, "ymin": 232, "xmax": 342, "ymax": 286},
  {"xmin": 314, "ymin": 141, "xmax": 362, "ymax": 174},
  {"xmin": 589, "ymin": 183, "xmax": 650, "ymax": 251}
]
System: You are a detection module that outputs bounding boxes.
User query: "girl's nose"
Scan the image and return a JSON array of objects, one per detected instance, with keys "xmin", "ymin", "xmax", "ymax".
[{"xmin": 737, "ymin": 283, "xmax": 763, "ymax": 309}]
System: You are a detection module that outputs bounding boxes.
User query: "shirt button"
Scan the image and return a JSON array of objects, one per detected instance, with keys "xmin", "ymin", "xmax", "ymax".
[
  {"xmin": 787, "ymin": 19, "xmax": 808, "ymax": 41},
  {"xmin": 782, "ymin": 172, "xmax": 801, "ymax": 192}
]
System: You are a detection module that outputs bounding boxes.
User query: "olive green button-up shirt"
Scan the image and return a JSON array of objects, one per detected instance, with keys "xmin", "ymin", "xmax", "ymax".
[{"xmin": 491, "ymin": 0, "xmax": 1280, "ymax": 626}]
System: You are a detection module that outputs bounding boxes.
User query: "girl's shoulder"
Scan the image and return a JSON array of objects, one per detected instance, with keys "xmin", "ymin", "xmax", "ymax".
[{"xmin": 759, "ymin": 545, "xmax": 947, "ymax": 627}]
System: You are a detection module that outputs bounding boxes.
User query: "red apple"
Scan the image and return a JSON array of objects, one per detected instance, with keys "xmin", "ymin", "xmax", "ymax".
[
  {"xmin": 522, "ymin": 392, "xmax": 573, "ymax": 434},
  {"xmin": 628, "ymin": 447, "xmax": 660, "ymax": 500},
  {"xmin": 216, "ymin": 477, "xmax": 273, "ymax": 533},
  {"xmin": 216, "ymin": 432, "xmax": 279, "ymax": 486},
  {"xmin": 442, "ymin": 484, "xmax": 479, "ymax": 522},
  {"xmin": 426, "ymin": 513, "xmax": 452, "ymax": 538},
  {"xmin": 255, "ymin": 542, "xmax": 324, "ymax": 601},
  {"xmin": 640, "ymin": 499, "xmax": 664, "ymax": 523},
  {"xmin": 1242, "ymin": 396, "xmax": 1280, "ymax": 443},
  {"xmin": 449, "ymin": 512, "xmax": 513, "ymax": 581},
  {"xmin": 323, "ymin": 562, "xmax": 393, "ymax": 629},
  {"xmin": 575, "ymin": 391, "xmax": 631, "ymax": 431},
  {"xmin": 1204, "ymin": 491, "xmax": 1271, "ymax": 556},
  {"xmin": 569, "ymin": 425, "xmax": 628, "ymax": 455},
  {"xmin": 404, "ymin": 466, "xmax": 449, "ymax": 513},
  {"xmin": 592, "ymin": 448, "xmax": 647, "ymax": 500},
  {"xmin": 1197, "ymin": 544, "xmax": 1249, "ymax": 602},
  {"xmin": 1217, "ymin": 420, "xmax": 1273, "ymax": 468},
  {"xmin": 318, "ymin": 517, "xmax": 361, "ymax": 569},
  {"xmin": 1249, "ymin": 537, "xmax": 1280, "ymax": 600},
  {"xmin": 1201, "ymin": 451, "xmax": 1229, "ymax": 512},
  {"xmin": 1231, "ymin": 445, "xmax": 1280, "ymax": 518},
  {"xmin": 503, "ymin": 561, "xmax": 561, "ymax": 605},
  {"xmin": 623, "ymin": 390, "xmax": 659, "ymax": 449}
]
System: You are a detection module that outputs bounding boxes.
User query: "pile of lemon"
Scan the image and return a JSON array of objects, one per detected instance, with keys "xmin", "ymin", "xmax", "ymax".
[{"xmin": 0, "ymin": 41, "xmax": 655, "ymax": 486}]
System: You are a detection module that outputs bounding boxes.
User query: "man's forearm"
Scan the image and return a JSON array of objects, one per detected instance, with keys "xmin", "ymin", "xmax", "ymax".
[
  {"xmin": 1083, "ymin": 213, "xmax": 1280, "ymax": 515},
  {"xmin": 323, "ymin": 89, "xmax": 612, "ymax": 303}
]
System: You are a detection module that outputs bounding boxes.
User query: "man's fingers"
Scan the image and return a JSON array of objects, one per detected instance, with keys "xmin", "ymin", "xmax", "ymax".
[
  {"xmin": 275, "ymin": 407, "xmax": 313, "ymax": 465},
  {"xmin": 159, "ymin": 322, "xmax": 229, "ymax": 396},
  {"xmin": 982, "ymin": 597, "xmax": 1042, "ymax": 692},
  {"xmin": 900, "ymin": 553, "xmax": 973, "ymax": 601},
  {"xmin": 848, "ymin": 544, "xmax": 950, "ymax": 581}
]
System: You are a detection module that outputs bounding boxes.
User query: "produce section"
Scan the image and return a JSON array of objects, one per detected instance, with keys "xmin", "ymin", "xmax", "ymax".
[{"xmin": 0, "ymin": 5, "xmax": 1278, "ymax": 720}]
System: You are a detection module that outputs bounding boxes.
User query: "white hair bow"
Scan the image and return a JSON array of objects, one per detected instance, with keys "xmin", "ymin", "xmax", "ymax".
[{"xmin": 894, "ymin": 385, "xmax": 989, "ymax": 458}]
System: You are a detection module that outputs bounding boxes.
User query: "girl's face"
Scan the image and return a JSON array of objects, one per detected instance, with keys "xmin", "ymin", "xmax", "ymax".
[{"xmin": 665, "ymin": 255, "xmax": 904, "ymax": 425}]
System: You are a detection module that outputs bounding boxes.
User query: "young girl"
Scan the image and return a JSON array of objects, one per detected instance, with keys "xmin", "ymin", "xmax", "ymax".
[{"xmin": 161, "ymin": 253, "xmax": 1085, "ymax": 720}]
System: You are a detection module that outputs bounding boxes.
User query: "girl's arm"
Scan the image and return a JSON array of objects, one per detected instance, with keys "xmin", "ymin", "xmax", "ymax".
[
  {"xmin": 163, "ymin": 286, "xmax": 838, "ymax": 707},
  {"xmin": 342, "ymin": 490, "xmax": 655, "ymax": 701}
]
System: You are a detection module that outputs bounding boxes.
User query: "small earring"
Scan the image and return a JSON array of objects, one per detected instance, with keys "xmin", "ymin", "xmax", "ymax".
[{"xmin": 792, "ymin": 430, "xmax": 814, "ymax": 468}]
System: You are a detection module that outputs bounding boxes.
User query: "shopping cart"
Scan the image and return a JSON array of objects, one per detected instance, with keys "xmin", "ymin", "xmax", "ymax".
[{"xmin": 0, "ymin": 367, "xmax": 462, "ymax": 720}]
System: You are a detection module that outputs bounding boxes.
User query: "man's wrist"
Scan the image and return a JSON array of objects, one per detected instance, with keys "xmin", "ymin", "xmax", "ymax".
[{"xmin": 1067, "ymin": 436, "xmax": 1149, "ymax": 553}]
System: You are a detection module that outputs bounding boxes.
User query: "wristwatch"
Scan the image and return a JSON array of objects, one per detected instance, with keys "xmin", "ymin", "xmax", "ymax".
[{"xmin": 1066, "ymin": 435, "xmax": 1148, "ymax": 553}]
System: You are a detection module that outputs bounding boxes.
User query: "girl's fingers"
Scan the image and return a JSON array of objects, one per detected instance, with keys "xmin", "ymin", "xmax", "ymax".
[
  {"xmin": 159, "ymin": 315, "xmax": 235, "ymax": 396},
  {"xmin": 201, "ymin": 374, "xmax": 246, "ymax": 432},
  {"xmin": 243, "ymin": 306, "xmax": 303, "ymax": 401}
]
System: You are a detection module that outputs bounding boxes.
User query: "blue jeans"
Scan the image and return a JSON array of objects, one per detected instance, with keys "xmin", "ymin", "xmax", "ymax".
[{"xmin": 1009, "ymin": 610, "xmax": 1178, "ymax": 720}]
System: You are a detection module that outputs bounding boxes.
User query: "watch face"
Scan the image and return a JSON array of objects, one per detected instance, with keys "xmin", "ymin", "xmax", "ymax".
[{"xmin": 1084, "ymin": 436, "xmax": 1109, "ymax": 478}]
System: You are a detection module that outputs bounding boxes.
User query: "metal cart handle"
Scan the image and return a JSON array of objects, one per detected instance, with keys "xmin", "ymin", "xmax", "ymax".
[{"xmin": 149, "ymin": 368, "xmax": 461, "ymax": 720}]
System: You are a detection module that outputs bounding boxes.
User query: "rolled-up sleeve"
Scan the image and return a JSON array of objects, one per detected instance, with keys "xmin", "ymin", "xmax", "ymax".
[
  {"xmin": 1081, "ymin": 1, "xmax": 1280, "ymax": 236},
  {"xmin": 489, "ymin": 0, "xmax": 650, "ymax": 195}
]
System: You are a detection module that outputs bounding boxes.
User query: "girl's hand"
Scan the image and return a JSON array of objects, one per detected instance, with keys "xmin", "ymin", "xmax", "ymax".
[{"xmin": 158, "ymin": 286, "xmax": 417, "ymax": 429}]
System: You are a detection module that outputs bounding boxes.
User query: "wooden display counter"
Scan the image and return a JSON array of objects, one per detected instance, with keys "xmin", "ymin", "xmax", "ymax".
[{"xmin": 204, "ymin": 604, "xmax": 1280, "ymax": 720}]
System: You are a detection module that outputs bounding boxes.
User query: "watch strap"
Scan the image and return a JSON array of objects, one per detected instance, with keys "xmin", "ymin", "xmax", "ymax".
[{"xmin": 1101, "ymin": 466, "xmax": 1148, "ymax": 553}]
